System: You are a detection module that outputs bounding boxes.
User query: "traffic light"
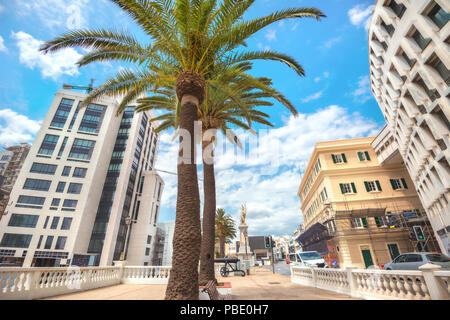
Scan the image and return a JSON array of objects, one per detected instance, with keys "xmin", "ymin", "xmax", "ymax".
[
  {"xmin": 413, "ymin": 226, "xmax": 425, "ymax": 241},
  {"xmin": 265, "ymin": 236, "xmax": 271, "ymax": 248}
]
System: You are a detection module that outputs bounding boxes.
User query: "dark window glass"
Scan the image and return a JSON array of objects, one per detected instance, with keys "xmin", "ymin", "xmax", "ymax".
[
  {"xmin": 44, "ymin": 236, "xmax": 54, "ymax": 249},
  {"xmin": 30, "ymin": 163, "xmax": 57, "ymax": 175},
  {"xmin": 61, "ymin": 217, "xmax": 73, "ymax": 230},
  {"xmin": 406, "ymin": 254, "xmax": 423, "ymax": 262},
  {"xmin": 43, "ymin": 216, "xmax": 49, "ymax": 229},
  {"xmin": 37, "ymin": 235, "xmax": 43, "ymax": 249},
  {"xmin": 51, "ymin": 198, "xmax": 61, "ymax": 207},
  {"xmin": 8, "ymin": 214, "xmax": 39, "ymax": 228},
  {"xmin": 412, "ymin": 29, "xmax": 431, "ymax": 51},
  {"xmin": 23, "ymin": 178, "xmax": 51, "ymax": 191},
  {"xmin": 67, "ymin": 183, "xmax": 82, "ymax": 194},
  {"xmin": 380, "ymin": 20, "xmax": 395, "ymax": 37},
  {"xmin": 401, "ymin": 51, "xmax": 416, "ymax": 68},
  {"xmin": 55, "ymin": 237, "xmax": 67, "ymax": 250},
  {"xmin": 56, "ymin": 182, "xmax": 66, "ymax": 193},
  {"xmin": 50, "ymin": 217, "xmax": 60, "ymax": 229},
  {"xmin": 50, "ymin": 98, "xmax": 74, "ymax": 128},
  {"xmin": 58, "ymin": 137, "xmax": 68, "ymax": 157},
  {"xmin": 17, "ymin": 195, "xmax": 45, "ymax": 206},
  {"xmin": 0, "ymin": 233, "xmax": 32, "ymax": 248},
  {"xmin": 388, "ymin": 0, "xmax": 406, "ymax": 18},
  {"xmin": 78, "ymin": 104, "xmax": 106, "ymax": 133},
  {"xmin": 73, "ymin": 167, "xmax": 87, "ymax": 178},
  {"xmin": 38, "ymin": 134, "xmax": 59, "ymax": 156},
  {"xmin": 62, "ymin": 166, "xmax": 71, "ymax": 176},
  {"xmin": 428, "ymin": 4, "xmax": 449, "ymax": 29},
  {"xmin": 426, "ymin": 254, "xmax": 450, "ymax": 262},
  {"xmin": 63, "ymin": 199, "xmax": 78, "ymax": 208},
  {"xmin": 69, "ymin": 139, "xmax": 96, "ymax": 160},
  {"xmin": 68, "ymin": 102, "xmax": 81, "ymax": 130}
]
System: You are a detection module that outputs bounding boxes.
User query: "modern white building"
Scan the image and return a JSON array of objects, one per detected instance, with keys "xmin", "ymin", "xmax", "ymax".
[
  {"xmin": 0, "ymin": 89, "xmax": 163, "ymax": 267},
  {"xmin": 368, "ymin": 0, "xmax": 449, "ymax": 254},
  {"xmin": 157, "ymin": 221, "xmax": 175, "ymax": 266}
]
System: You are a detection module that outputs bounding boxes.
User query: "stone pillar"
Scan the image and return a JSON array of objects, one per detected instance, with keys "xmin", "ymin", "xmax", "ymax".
[
  {"xmin": 113, "ymin": 260, "xmax": 127, "ymax": 283},
  {"xmin": 419, "ymin": 263, "xmax": 448, "ymax": 300},
  {"xmin": 237, "ymin": 224, "xmax": 251, "ymax": 262},
  {"xmin": 346, "ymin": 266, "xmax": 358, "ymax": 298}
]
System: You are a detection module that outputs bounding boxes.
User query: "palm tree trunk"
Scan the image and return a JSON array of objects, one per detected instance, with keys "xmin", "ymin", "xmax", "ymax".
[
  {"xmin": 220, "ymin": 236, "xmax": 226, "ymax": 258},
  {"xmin": 165, "ymin": 72, "xmax": 205, "ymax": 300},
  {"xmin": 199, "ymin": 131, "xmax": 217, "ymax": 285}
]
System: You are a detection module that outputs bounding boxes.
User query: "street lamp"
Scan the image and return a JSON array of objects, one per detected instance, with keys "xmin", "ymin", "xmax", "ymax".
[{"xmin": 121, "ymin": 216, "xmax": 137, "ymax": 261}]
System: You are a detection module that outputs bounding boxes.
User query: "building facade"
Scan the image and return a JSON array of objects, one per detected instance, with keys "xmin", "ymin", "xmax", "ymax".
[
  {"xmin": 0, "ymin": 89, "xmax": 162, "ymax": 267},
  {"xmin": 298, "ymin": 137, "xmax": 433, "ymax": 269},
  {"xmin": 368, "ymin": 0, "xmax": 449, "ymax": 254},
  {"xmin": 0, "ymin": 144, "xmax": 31, "ymax": 220},
  {"xmin": 156, "ymin": 221, "xmax": 175, "ymax": 266}
]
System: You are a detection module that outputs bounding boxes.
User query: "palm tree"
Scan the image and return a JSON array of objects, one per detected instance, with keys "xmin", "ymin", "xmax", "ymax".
[
  {"xmin": 137, "ymin": 69, "xmax": 296, "ymax": 284},
  {"xmin": 40, "ymin": 0, "xmax": 325, "ymax": 299},
  {"xmin": 215, "ymin": 208, "xmax": 237, "ymax": 258}
]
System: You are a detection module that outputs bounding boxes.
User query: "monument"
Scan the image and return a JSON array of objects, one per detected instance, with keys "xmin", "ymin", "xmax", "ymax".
[{"xmin": 237, "ymin": 204, "xmax": 252, "ymax": 263}]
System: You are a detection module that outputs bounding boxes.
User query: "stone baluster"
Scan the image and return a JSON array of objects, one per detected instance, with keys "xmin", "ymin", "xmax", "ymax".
[{"xmin": 419, "ymin": 263, "xmax": 448, "ymax": 300}]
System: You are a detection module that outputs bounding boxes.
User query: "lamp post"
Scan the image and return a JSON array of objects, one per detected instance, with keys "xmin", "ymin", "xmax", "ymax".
[{"xmin": 121, "ymin": 216, "xmax": 137, "ymax": 261}]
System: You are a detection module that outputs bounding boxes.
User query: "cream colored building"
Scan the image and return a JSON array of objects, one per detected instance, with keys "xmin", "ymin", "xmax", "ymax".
[
  {"xmin": 0, "ymin": 89, "xmax": 163, "ymax": 267},
  {"xmin": 298, "ymin": 137, "xmax": 428, "ymax": 269},
  {"xmin": 368, "ymin": 0, "xmax": 449, "ymax": 254}
]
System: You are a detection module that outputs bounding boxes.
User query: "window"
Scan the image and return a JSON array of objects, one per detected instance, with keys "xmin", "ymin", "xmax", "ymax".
[
  {"xmin": 69, "ymin": 139, "xmax": 96, "ymax": 160},
  {"xmin": 44, "ymin": 236, "xmax": 54, "ymax": 249},
  {"xmin": 0, "ymin": 233, "xmax": 32, "ymax": 248},
  {"xmin": 364, "ymin": 180, "xmax": 382, "ymax": 192},
  {"xmin": 352, "ymin": 218, "xmax": 368, "ymax": 229},
  {"xmin": 332, "ymin": 153, "xmax": 347, "ymax": 164},
  {"xmin": 62, "ymin": 199, "xmax": 78, "ymax": 209},
  {"xmin": 43, "ymin": 216, "xmax": 50, "ymax": 229},
  {"xmin": 55, "ymin": 237, "xmax": 67, "ymax": 250},
  {"xmin": 380, "ymin": 19, "xmax": 395, "ymax": 37},
  {"xmin": 56, "ymin": 182, "xmax": 66, "ymax": 193},
  {"xmin": 388, "ymin": 0, "xmax": 406, "ymax": 19},
  {"xmin": 428, "ymin": 54, "xmax": 449, "ymax": 85},
  {"xmin": 357, "ymin": 151, "xmax": 371, "ymax": 161},
  {"xmin": 61, "ymin": 217, "xmax": 73, "ymax": 230},
  {"xmin": 147, "ymin": 235, "xmax": 152, "ymax": 245},
  {"xmin": 58, "ymin": 137, "xmax": 68, "ymax": 157},
  {"xmin": 16, "ymin": 195, "xmax": 45, "ymax": 208},
  {"xmin": 37, "ymin": 235, "xmax": 43, "ymax": 249},
  {"xmin": 8, "ymin": 214, "xmax": 39, "ymax": 228},
  {"xmin": 62, "ymin": 166, "xmax": 71, "ymax": 176},
  {"xmin": 145, "ymin": 248, "xmax": 150, "ymax": 256},
  {"xmin": 394, "ymin": 254, "xmax": 407, "ymax": 263},
  {"xmin": 30, "ymin": 163, "xmax": 57, "ymax": 175},
  {"xmin": 50, "ymin": 98, "xmax": 74, "ymax": 128},
  {"xmin": 374, "ymin": 216, "xmax": 388, "ymax": 228},
  {"xmin": 400, "ymin": 50, "xmax": 416, "ymax": 69},
  {"xmin": 1, "ymin": 155, "xmax": 10, "ymax": 161},
  {"xmin": 38, "ymin": 134, "xmax": 59, "ymax": 156},
  {"xmin": 78, "ymin": 104, "xmax": 106, "ymax": 133},
  {"xmin": 340, "ymin": 183, "xmax": 356, "ymax": 194},
  {"xmin": 406, "ymin": 254, "xmax": 423, "ymax": 262},
  {"xmin": 23, "ymin": 178, "xmax": 51, "ymax": 191},
  {"xmin": 412, "ymin": 29, "xmax": 431, "ymax": 51},
  {"xmin": 390, "ymin": 178, "xmax": 408, "ymax": 190},
  {"xmin": 427, "ymin": 3, "xmax": 449, "ymax": 29},
  {"xmin": 50, "ymin": 217, "xmax": 60, "ymax": 230},
  {"xmin": 68, "ymin": 103, "xmax": 81, "ymax": 130},
  {"xmin": 73, "ymin": 167, "xmax": 87, "ymax": 178},
  {"xmin": 414, "ymin": 76, "xmax": 440, "ymax": 101},
  {"xmin": 67, "ymin": 183, "xmax": 82, "ymax": 194}
]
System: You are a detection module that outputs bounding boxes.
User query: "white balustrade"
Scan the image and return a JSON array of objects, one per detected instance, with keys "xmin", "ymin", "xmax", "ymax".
[
  {"xmin": 291, "ymin": 265, "xmax": 448, "ymax": 300},
  {"xmin": 121, "ymin": 266, "xmax": 171, "ymax": 284}
]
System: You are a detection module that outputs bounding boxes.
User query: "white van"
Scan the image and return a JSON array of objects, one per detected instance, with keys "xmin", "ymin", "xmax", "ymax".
[{"xmin": 287, "ymin": 251, "xmax": 328, "ymax": 268}]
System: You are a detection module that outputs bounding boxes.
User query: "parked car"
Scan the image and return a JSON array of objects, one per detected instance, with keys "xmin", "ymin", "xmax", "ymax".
[
  {"xmin": 383, "ymin": 252, "xmax": 450, "ymax": 270},
  {"xmin": 287, "ymin": 251, "xmax": 328, "ymax": 268}
]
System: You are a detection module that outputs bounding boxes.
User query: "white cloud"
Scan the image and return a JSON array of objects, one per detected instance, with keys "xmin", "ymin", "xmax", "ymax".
[
  {"xmin": 0, "ymin": 36, "xmax": 6, "ymax": 52},
  {"xmin": 352, "ymin": 75, "xmax": 373, "ymax": 103},
  {"xmin": 301, "ymin": 90, "xmax": 323, "ymax": 103},
  {"xmin": 0, "ymin": 109, "xmax": 42, "ymax": 146},
  {"xmin": 15, "ymin": 0, "xmax": 90, "ymax": 30},
  {"xmin": 323, "ymin": 72, "xmax": 329, "ymax": 79},
  {"xmin": 291, "ymin": 22, "xmax": 299, "ymax": 31},
  {"xmin": 155, "ymin": 105, "xmax": 381, "ymax": 236},
  {"xmin": 348, "ymin": 4, "xmax": 374, "ymax": 30},
  {"xmin": 0, "ymin": 5, "xmax": 4, "ymax": 13},
  {"xmin": 265, "ymin": 29, "xmax": 277, "ymax": 42},
  {"xmin": 323, "ymin": 37, "xmax": 341, "ymax": 49},
  {"xmin": 11, "ymin": 31, "xmax": 83, "ymax": 80}
]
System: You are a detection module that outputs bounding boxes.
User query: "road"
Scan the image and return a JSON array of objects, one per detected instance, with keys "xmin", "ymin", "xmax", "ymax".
[{"xmin": 262, "ymin": 260, "xmax": 291, "ymax": 276}]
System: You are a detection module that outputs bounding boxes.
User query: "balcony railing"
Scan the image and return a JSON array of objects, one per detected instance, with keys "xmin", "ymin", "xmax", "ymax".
[{"xmin": 291, "ymin": 265, "xmax": 450, "ymax": 300}]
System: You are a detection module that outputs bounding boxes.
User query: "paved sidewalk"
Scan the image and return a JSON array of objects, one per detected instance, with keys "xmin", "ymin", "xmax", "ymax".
[{"xmin": 44, "ymin": 267, "xmax": 359, "ymax": 300}]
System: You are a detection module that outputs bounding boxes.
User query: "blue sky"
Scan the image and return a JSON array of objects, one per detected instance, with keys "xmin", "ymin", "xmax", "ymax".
[{"xmin": 0, "ymin": 0, "xmax": 382, "ymax": 237}]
